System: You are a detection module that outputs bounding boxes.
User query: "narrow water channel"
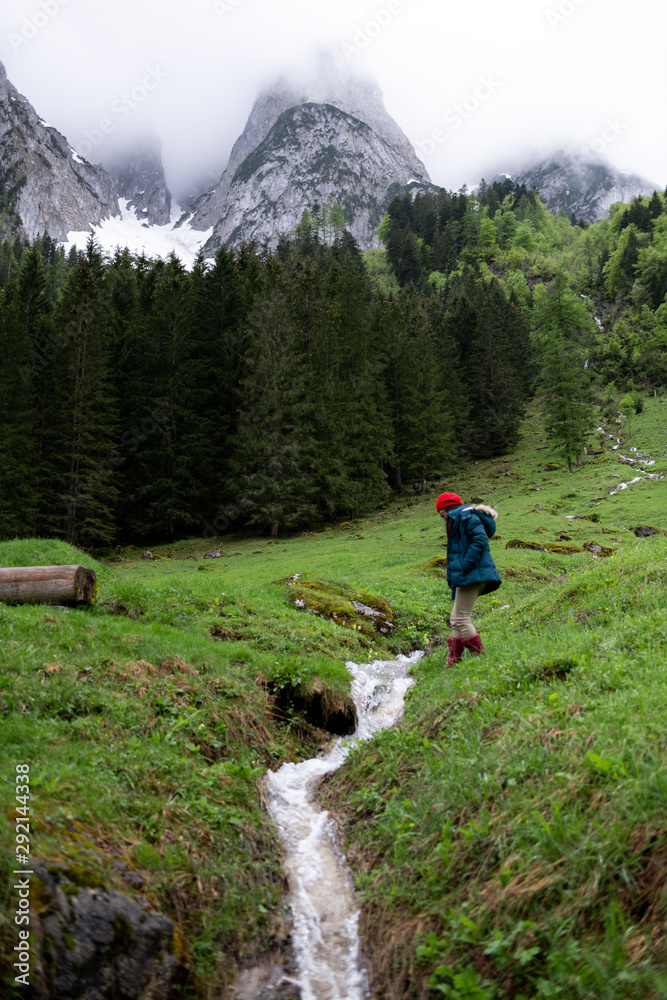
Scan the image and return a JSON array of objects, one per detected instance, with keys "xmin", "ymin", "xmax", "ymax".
[{"xmin": 265, "ymin": 650, "xmax": 423, "ymax": 1000}]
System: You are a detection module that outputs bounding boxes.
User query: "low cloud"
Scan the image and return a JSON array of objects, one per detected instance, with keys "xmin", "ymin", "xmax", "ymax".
[{"xmin": 0, "ymin": 0, "xmax": 662, "ymax": 203}]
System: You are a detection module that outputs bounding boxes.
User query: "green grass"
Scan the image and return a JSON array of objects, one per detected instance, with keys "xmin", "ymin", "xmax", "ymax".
[
  {"xmin": 318, "ymin": 396, "xmax": 667, "ymax": 999},
  {"xmin": 1, "ymin": 394, "xmax": 666, "ymax": 997},
  {"xmin": 321, "ymin": 539, "xmax": 667, "ymax": 998}
]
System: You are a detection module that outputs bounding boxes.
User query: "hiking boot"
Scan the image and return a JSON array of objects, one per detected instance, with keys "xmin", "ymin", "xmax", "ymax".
[
  {"xmin": 461, "ymin": 633, "xmax": 484, "ymax": 656},
  {"xmin": 446, "ymin": 636, "xmax": 464, "ymax": 667}
]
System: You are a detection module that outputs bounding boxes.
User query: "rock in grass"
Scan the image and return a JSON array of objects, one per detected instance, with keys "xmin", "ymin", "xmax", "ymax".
[
  {"xmin": 30, "ymin": 861, "xmax": 189, "ymax": 1000},
  {"xmin": 204, "ymin": 548, "xmax": 224, "ymax": 559},
  {"xmin": 285, "ymin": 576, "xmax": 393, "ymax": 636},
  {"xmin": 506, "ymin": 539, "xmax": 584, "ymax": 554},
  {"xmin": 417, "ymin": 556, "xmax": 448, "ymax": 571},
  {"xmin": 634, "ymin": 525, "xmax": 663, "ymax": 538},
  {"xmin": 583, "ymin": 541, "xmax": 615, "ymax": 557}
]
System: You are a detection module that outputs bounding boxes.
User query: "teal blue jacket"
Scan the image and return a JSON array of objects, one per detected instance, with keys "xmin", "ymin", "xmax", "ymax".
[{"xmin": 446, "ymin": 505, "xmax": 502, "ymax": 599}]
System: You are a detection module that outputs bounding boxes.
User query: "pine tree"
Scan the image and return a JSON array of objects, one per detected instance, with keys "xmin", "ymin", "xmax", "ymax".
[
  {"xmin": 443, "ymin": 269, "xmax": 529, "ymax": 457},
  {"xmin": 396, "ymin": 288, "xmax": 455, "ymax": 488},
  {"xmin": 0, "ymin": 246, "xmax": 51, "ymax": 536},
  {"xmin": 116, "ymin": 253, "xmax": 199, "ymax": 540},
  {"xmin": 532, "ymin": 275, "xmax": 596, "ymax": 472},
  {"xmin": 380, "ymin": 288, "xmax": 454, "ymax": 490},
  {"xmin": 235, "ymin": 274, "xmax": 318, "ymax": 536},
  {"xmin": 44, "ymin": 238, "xmax": 119, "ymax": 546},
  {"xmin": 605, "ymin": 225, "xmax": 641, "ymax": 299},
  {"xmin": 648, "ymin": 191, "xmax": 663, "ymax": 220},
  {"xmin": 313, "ymin": 237, "xmax": 391, "ymax": 514}
]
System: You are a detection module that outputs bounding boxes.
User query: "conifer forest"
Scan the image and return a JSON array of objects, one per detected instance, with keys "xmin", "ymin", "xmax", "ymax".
[{"xmin": 2, "ymin": 179, "xmax": 667, "ymax": 551}]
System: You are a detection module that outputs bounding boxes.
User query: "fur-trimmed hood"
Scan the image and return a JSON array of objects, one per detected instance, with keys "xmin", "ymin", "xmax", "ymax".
[
  {"xmin": 447, "ymin": 504, "xmax": 498, "ymax": 541},
  {"xmin": 467, "ymin": 503, "xmax": 498, "ymax": 520}
]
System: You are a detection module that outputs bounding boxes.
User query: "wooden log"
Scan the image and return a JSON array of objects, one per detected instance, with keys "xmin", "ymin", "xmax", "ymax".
[{"xmin": 0, "ymin": 565, "xmax": 97, "ymax": 605}]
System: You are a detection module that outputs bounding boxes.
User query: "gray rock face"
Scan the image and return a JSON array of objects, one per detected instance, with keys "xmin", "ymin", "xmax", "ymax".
[
  {"xmin": 191, "ymin": 61, "xmax": 430, "ymax": 251},
  {"xmin": 509, "ymin": 149, "xmax": 658, "ymax": 222},
  {"xmin": 104, "ymin": 135, "xmax": 172, "ymax": 226},
  {"xmin": 31, "ymin": 862, "xmax": 187, "ymax": 1000},
  {"xmin": 0, "ymin": 61, "xmax": 119, "ymax": 241},
  {"xmin": 201, "ymin": 102, "xmax": 429, "ymax": 252}
]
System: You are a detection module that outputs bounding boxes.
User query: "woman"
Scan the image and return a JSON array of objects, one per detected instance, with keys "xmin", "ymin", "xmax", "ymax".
[{"xmin": 436, "ymin": 492, "xmax": 502, "ymax": 667}]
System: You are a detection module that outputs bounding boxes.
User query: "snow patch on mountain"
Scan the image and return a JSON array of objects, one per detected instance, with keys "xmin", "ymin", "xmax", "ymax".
[{"xmin": 64, "ymin": 201, "xmax": 213, "ymax": 268}]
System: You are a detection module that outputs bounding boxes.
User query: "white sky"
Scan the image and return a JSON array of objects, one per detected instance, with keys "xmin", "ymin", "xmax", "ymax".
[{"xmin": 1, "ymin": 0, "xmax": 665, "ymax": 199}]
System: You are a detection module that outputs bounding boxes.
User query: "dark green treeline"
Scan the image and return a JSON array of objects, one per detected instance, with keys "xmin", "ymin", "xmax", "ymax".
[
  {"xmin": 4, "ymin": 180, "xmax": 664, "ymax": 548},
  {"xmin": 0, "ymin": 220, "xmax": 534, "ymax": 548}
]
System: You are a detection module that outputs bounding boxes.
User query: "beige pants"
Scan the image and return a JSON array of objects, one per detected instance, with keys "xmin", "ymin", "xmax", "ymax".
[{"xmin": 450, "ymin": 584, "xmax": 481, "ymax": 639}]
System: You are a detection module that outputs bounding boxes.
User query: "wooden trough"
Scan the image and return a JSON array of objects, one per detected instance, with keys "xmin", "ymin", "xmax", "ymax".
[{"xmin": 0, "ymin": 565, "xmax": 97, "ymax": 605}]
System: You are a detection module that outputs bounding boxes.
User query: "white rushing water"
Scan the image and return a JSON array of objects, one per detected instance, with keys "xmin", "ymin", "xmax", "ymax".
[
  {"xmin": 265, "ymin": 651, "xmax": 423, "ymax": 1000},
  {"xmin": 595, "ymin": 427, "xmax": 664, "ymax": 496}
]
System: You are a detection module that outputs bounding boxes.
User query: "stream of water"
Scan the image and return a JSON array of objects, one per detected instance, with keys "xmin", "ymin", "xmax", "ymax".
[{"xmin": 265, "ymin": 650, "xmax": 423, "ymax": 1000}]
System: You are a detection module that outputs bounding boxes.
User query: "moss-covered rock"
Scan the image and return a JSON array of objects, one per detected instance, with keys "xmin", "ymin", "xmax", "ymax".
[
  {"xmin": 416, "ymin": 556, "xmax": 448, "ymax": 573},
  {"xmin": 634, "ymin": 525, "xmax": 663, "ymax": 538},
  {"xmin": 583, "ymin": 541, "xmax": 615, "ymax": 557},
  {"xmin": 29, "ymin": 861, "xmax": 190, "ymax": 1000},
  {"xmin": 285, "ymin": 576, "xmax": 393, "ymax": 637},
  {"xmin": 505, "ymin": 539, "xmax": 584, "ymax": 554}
]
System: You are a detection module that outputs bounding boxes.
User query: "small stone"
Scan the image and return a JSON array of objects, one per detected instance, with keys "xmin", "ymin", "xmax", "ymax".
[
  {"xmin": 583, "ymin": 540, "xmax": 615, "ymax": 557},
  {"xmin": 634, "ymin": 525, "xmax": 662, "ymax": 538}
]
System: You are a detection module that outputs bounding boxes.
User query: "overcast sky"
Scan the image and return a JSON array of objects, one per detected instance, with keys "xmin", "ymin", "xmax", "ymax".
[{"xmin": 1, "ymin": 0, "xmax": 665, "ymax": 200}]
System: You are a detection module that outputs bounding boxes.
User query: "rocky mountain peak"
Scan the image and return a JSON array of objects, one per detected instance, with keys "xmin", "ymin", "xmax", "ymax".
[
  {"xmin": 103, "ymin": 134, "xmax": 172, "ymax": 226},
  {"xmin": 189, "ymin": 56, "xmax": 430, "ymax": 251},
  {"xmin": 0, "ymin": 60, "xmax": 119, "ymax": 241},
  {"xmin": 506, "ymin": 147, "xmax": 658, "ymax": 222}
]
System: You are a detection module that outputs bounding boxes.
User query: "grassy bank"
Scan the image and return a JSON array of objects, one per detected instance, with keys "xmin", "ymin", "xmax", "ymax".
[
  {"xmin": 323, "ymin": 537, "xmax": 667, "ymax": 998},
  {"xmin": 1, "ymin": 395, "xmax": 666, "ymax": 997},
  {"xmin": 320, "ymin": 397, "xmax": 667, "ymax": 999}
]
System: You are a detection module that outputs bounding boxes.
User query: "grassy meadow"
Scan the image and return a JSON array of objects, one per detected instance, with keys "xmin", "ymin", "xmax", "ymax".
[{"xmin": 1, "ymin": 395, "xmax": 667, "ymax": 998}]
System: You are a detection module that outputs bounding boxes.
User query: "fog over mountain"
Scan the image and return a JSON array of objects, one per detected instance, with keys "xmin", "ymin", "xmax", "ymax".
[{"xmin": 0, "ymin": 0, "xmax": 663, "ymax": 203}]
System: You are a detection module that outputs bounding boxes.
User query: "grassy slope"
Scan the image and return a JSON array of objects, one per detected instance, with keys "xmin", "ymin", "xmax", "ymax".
[
  {"xmin": 1, "ymin": 396, "xmax": 666, "ymax": 997},
  {"xmin": 321, "ymin": 397, "xmax": 667, "ymax": 1000}
]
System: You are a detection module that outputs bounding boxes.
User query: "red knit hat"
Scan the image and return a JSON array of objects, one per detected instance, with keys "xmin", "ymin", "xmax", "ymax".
[{"xmin": 436, "ymin": 492, "xmax": 463, "ymax": 512}]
